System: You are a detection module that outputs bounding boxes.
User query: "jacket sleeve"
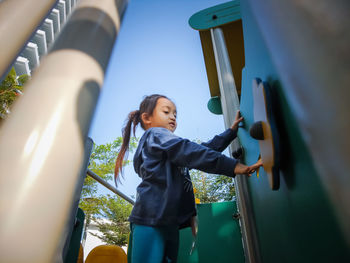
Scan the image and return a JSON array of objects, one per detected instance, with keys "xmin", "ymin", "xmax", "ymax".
[
  {"xmin": 201, "ymin": 128, "xmax": 237, "ymax": 152},
  {"xmin": 147, "ymin": 128, "xmax": 238, "ymax": 177}
]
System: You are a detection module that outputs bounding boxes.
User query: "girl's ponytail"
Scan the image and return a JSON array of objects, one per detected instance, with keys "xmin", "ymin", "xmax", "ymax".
[{"xmin": 114, "ymin": 110, "xmax": 140, "ymax": 183}]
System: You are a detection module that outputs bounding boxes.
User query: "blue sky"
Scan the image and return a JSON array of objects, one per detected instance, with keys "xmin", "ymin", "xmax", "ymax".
[{"xmin": 89, "ymin": 0, "xmax": 229, "ymax": 197}]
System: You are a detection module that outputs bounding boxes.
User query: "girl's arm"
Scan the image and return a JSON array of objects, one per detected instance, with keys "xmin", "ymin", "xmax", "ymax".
[
  {"xmin": 201, "ymin": 129, "xmax": 237, "ymax": 152},
  {"xmin": 148, "ymin": 128, "xmax": 238, "ymax": 177},
  {"xmin": 201, "ymin": 111, "xmax": 243, "ymax": 152}
]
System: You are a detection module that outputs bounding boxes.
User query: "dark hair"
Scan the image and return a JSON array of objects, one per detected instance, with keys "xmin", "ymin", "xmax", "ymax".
[{"xmin": 114, "ymin": 94, "xmax": 170, "ymax": 184}]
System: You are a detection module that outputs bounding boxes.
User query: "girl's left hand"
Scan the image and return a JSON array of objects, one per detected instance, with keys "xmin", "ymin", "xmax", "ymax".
[
  {"xmin": 191, "ymin": 216, "xmax": 198, "ymax": 237},
  {"xmin": 231, "ymin": 111, "xmax": 244, "ymax": 131}
]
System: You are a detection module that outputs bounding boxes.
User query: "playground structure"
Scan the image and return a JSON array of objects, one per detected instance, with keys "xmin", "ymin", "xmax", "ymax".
[
  {"xmin": 186, "ymin": 1, "xmax": 350, "ymax": 262},
  {"xmin": 1, "ymin": 0, "xmax": 350, "ymax": 262}
]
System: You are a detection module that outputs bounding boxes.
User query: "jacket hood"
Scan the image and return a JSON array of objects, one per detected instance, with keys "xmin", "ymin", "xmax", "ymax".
[{"xmin": 133, "ymin": 129, "xmax": 151, "ymax": 175}]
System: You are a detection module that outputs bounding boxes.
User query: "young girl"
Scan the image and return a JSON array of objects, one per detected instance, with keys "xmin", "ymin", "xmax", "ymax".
[{"xmin": 115, "ymin": 94, "xmax": 262, "ymax": 263}]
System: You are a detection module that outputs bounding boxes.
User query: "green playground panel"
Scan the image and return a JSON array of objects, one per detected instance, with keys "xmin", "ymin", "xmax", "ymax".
[
  {"xmin": 64, "ymin": 208, "xmax": 85, "ymax": 263},
  {"xmin": 178, "ymin": 201, "xmax": 245, "ymax": 263},
  {"xmin": 189, "ymin": 1, "xmax": 241, "ymax": 31}
]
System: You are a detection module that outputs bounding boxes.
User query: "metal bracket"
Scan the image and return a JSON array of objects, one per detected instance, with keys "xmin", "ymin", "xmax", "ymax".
[
  {"xmin": 232, "ymin": 146, "xmax": 244, "ymax": 160},
  {"xmin": 232, "ymin": 213, "xmax": 241, "ymax": 220}
]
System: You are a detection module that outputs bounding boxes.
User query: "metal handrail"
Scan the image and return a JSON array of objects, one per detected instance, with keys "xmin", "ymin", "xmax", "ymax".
[{"xmin": 86, "ymin": 169, "xmax": 135, "ymax": 205}]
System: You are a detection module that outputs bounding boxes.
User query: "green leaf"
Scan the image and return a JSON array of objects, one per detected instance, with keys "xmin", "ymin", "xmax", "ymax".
[
  {"xmin": 17, "ymin": 74, "xmax": 29, "ymax": 85},
  {"xmin": 0, "ymin": 67, "xmax": 29, "ymax": 119}
]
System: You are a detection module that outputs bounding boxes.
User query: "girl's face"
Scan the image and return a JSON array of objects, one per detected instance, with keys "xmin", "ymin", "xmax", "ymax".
[{"xmin": 142, "ymin": 98, "xmax": 177, "ymax": 132}]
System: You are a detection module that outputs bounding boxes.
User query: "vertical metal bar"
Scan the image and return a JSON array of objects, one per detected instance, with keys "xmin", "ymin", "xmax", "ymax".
[
  {"xmin": 211, "ymin": 27, "xmax": 261, "ymax": 263},
  {"xmin": 0, "ymin": 0, "xmax": 58, "ymax": 78},
  {"xmin": 0, "ymin": 0, "xmax": 128, "ymax": 262}
]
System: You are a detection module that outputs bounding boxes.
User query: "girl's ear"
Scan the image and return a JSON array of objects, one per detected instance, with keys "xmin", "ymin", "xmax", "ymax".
[{"xmin": 141, "ymin": 112, "xmax": 151, "ymax": 127}]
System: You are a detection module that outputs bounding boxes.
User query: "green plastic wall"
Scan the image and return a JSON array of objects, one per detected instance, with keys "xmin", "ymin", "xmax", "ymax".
[
  {"xmin": 64, "ymin": 208, "xmax": 85, "ymax": 263},
  {"xmin": 238, "ymin": 1, "xmax": 350, "ymax": 262},
  {"xmin": 178, "ymin": 201, "xmax": 245, "ymax": 263}
]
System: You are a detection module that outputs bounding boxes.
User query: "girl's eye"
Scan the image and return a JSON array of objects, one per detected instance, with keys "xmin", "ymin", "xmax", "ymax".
[{"xmin": 164, "ymin": 111, "xmax": 169, "ymax": 114}]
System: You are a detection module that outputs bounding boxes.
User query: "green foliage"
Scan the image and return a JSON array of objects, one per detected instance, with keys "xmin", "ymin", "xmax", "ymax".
[
  {"xmin": 212, "ymin": 175, "xmax": 236, "ymax": 201},
  {"xmin": 190, "ymin": 169, "xmax": 218, "ymax": 203},
  {"xmin": 81, "ymin": 137, "xmax": 138, "ymax": 199},
  {"xmin": 79, "ymin": 137, "xmax": 137, "ymax": 244},
  {"xmin": 190, "ymin": 169, "xmax": 235, "ymax": 203},
  {"xmin": 79, "ymin": 197, "xmax": 101, "ymax": 227},
  {"xmin": 190, "ymin": 169, "xmax": 236, "ymax": 203},
  {"xmin": 0, "ymin": 67, "xmax": 29, "ymax": 118},
  {"xmin": 90, "ymin": 195, "xmax": 133, "ymax": 246}
]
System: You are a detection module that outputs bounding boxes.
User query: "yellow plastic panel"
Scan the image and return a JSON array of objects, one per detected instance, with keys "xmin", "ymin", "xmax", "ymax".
[{"xmin": 85, "ymin": 245, "xmax": 127, "ymax": 263}]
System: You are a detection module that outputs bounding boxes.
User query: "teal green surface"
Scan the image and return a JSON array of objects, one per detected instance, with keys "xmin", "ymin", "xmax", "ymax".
[
  {"xmin": 64, "ymin": 208, "xmax": 85, "ymax": 263},
  {"xmin": 178, "ymin": 201, "xmax": 245, "ymax": 263},
  {"xmin": 189, "ymin": 1, "xmax": 241, "ymax": 31},
  {"xmin": 237, "ymin": 0, "xmax": 350, "ymax": 262},
  {"xmin": 207, "ymin": 96, "xmax": 223, "ymax": 115}
]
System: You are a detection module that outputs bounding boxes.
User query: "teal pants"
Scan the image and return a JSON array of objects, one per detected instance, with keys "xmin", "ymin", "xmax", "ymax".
[{"xmin": 128, "ymin": 224, "xmax": 179, "ymax": 263}]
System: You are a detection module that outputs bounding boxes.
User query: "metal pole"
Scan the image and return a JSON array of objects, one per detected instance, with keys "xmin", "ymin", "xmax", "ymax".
[
  {"xmin": 0, "ymin": 0, "xmax": 128, "ymax": 262},
  {"xmin": 211, "ymin": 27, "xmax": 261, "ymax": 263},
  {"xmin": 87, "ymin": 169, "xmax": 135, "ymax": 205},
  {"xmin": 0, "ymin": 0, "xmax": 58, "ymax": 78}
]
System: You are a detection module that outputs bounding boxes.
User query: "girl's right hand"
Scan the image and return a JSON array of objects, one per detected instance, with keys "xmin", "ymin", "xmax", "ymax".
[{"xmin": 234, "ymin": 159, "xmax": 263, "ymax": 176}]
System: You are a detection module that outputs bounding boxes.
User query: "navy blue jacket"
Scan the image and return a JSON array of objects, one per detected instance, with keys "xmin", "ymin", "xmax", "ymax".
[{"xmin": 129, "ymin": 127, "xmax": 238, "ymax": 228}]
